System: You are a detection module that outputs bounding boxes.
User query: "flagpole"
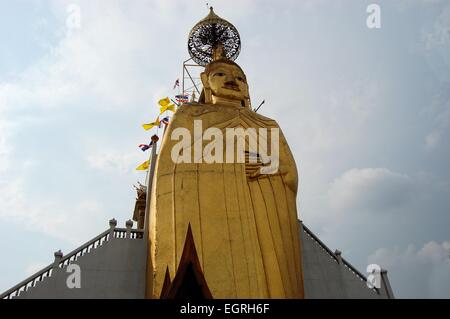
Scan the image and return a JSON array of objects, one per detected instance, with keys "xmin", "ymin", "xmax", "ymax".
[
  {"xmin": 144, "ymin": 134, "xmax": 159, "ymax": 240},
  {"xmin": 171, "ymin": 98, "xmax": 180, "ymax": 107},
  {"xmin": 143, "ymin": 134, "xmax": 159, "ymax": 299},
  {"xmin": 144, "ymin": 163, "xmax": 149, "ymax": 187},
  {"xmin": 163, "ymin": 122, "xmax": 168, "ymax": 138}
]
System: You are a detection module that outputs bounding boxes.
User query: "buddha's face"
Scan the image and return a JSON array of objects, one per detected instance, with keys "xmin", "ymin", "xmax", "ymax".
[{"xmin": 203, "ymin": 62, "xmax": 249, "ymax": 102}]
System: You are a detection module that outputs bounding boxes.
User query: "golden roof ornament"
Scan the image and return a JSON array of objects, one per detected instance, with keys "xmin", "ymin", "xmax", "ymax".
[{"xmin": 187, "ymin": 7, "xmax": 241, "ymax": 66}]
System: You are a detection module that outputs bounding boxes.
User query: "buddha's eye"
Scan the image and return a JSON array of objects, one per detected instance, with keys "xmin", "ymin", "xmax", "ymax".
[
  {"xmin": 214, "ymin": 72, "xmax": 225, "ymax": 77},
  {"xmin": 236, "ymin": 76, "xmax": 245, "ymax": 82}
]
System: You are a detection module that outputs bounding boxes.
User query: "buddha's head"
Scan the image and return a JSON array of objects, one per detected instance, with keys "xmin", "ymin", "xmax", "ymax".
[{"xmin": 200, "ymin": 59, "xmax": 251, "ymax": 108}]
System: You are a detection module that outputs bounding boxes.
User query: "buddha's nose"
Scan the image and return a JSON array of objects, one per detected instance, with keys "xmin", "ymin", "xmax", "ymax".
[{"xmin": 225, "ymin": 73, "xmax": 235, "ymax": 82}]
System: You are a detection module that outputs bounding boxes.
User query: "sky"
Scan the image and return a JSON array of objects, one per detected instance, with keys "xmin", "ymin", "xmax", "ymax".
[{"xmin": 0, "ymin": 0, "xmax": 449, "ymax": 298}]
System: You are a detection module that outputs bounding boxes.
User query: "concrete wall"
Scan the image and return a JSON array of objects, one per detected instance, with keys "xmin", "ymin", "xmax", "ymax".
[
  {"xmin": 16, "ymin": 238, "xmax": 146, "ymax": 299},
  {"xmin": 300, "ymin": 224, "xmax": 389, "ymax": 299},
  {"xmin": 10, "ymin": 221, "xmax": 392, "ymax": 299}
]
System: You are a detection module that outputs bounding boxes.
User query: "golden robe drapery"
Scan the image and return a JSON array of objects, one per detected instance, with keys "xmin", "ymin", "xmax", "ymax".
[{"xmin": 147, "ymin": 103, "xmax": 304, "ymax": 299}]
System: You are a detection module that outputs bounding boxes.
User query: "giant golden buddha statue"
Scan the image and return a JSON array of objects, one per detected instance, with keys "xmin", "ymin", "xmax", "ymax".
[{"xmin": 146, "ymin": 8, "xmax": 304, "ymax": 299}]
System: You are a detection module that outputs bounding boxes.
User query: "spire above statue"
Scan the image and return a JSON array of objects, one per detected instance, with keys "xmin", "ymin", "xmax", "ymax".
[{"xmin": 188, "ymin": 7, "xmax": 241, "ymax": 66}]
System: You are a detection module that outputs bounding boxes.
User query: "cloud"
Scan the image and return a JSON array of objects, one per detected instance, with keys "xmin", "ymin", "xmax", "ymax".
[
  {"xmin": 369, "ymin": 241, "xmax": 450, "ymax": 298},
  {"xmin": 421, "ymin": 3, "xmax": 450, "ymax": 50},
  {"xmin": 1, "ymin": 0, "xmax": 450, "ymax": 298},
  {"xmin": 301, "ymin": 167, "xmax": 450, "ymax": 295},
  {"xmin": 25, "ymin": 262, "xmax": 49, "ymax": 276},
  {"xmin": 0, "ymin": 0, "xmax": 160, "ymax": 246},
  {"xmin": 0, "ymin": 177, "xmax": 110, "ymax": 245},
  {"xmin": 0, "ymin": 1, "xmax": 187, "ymax": 259},
  {"xmin": 327, "ymin": 168, "xmax": 415, "ymax": 213},
  {"xmin": 425, "ymin": 130, "xmax": 441, "ymax": 149},
  {"xmin": 0, "ymin": 119, "xmax": 14, "ymax": 173},
  {"xmin": 425, "ymin": 97, "xmax": 450, "ymax": 150},
  {"xmin": 85, "ymin": 150, "xmax": 142, "ymax": 175},
  {"xmin": 0, "ymin": 0, "xmax": 177, "ymax": 117},
  {"xmin": 281, "ymin": 78, "xmax": 383, "ymax": 158}
]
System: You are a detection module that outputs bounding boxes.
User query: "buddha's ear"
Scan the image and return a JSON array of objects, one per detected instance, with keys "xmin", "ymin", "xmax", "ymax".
[
  {"xmin": 200, "ymin": 72, "xmax": 212, "ymax": 103},
  {"xmin": 243, "ymin": 85, "xmax": 251, "ymax": 108},
  {"xmin": 198, "ymin": 89, "xmax": 205, "ymax": 104},
  {"xmin": 200, "ymin": 72, "xmax": 209, "ymax": 89}
]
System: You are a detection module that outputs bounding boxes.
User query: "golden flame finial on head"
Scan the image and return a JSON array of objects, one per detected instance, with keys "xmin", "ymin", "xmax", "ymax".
[{"xmin": 205, "ymin": 8, "xmax": 227, "ymax": 62}]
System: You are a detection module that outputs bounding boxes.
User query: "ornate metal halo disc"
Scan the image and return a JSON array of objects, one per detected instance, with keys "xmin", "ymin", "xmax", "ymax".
[{"xmin": 188, "ymin": 8, "xmax": 241, "ymax": 66}]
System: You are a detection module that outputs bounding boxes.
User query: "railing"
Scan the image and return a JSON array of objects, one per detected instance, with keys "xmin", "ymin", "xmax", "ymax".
[
  {"xmin": 0, "ymin": 219, "xmax": 144, "ymax": 300},
  {"xmin": 302, "ymin": 223, "xmax": 339, "ymax": 263},
  {"xmin": 301, "ymin": 221, "xmax": 380, "ymax": 295},
  {"xmin": 341, "ymin": 256, "xmax": 370, "ymax": 285}
]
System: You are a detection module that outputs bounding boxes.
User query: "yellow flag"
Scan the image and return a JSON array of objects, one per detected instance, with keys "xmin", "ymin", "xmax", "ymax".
[
  {"xmin": 158, "ymin": 97, "xmax": 171, "ymax": 107},
  {"xmin": 136, "ymin": 160, "xmax": 150, "ymax": 171},
  {"xmin": 160, "ymin": 103, "xmax": 176, "ymax": 114},
  {"xmin": 142, "ymin": 117, "xmax": 160, "ymax": 131}
]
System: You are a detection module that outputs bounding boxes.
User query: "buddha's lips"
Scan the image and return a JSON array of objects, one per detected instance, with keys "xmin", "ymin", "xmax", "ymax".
[{"xmin": 223, "ymin": 83, "xmax": 240, "ymax": 91}]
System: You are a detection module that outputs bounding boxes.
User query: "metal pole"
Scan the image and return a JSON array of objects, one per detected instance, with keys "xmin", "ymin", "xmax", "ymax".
[
  {"xmin": 255, "ymin": 100, "xmax": 265, "ymax": 113},
  {"xmin": 144, "ymin": 135, "xmax": 159, "ymax": 240},
  {"xmin": 182, "ymin": 64, "xmax": 185, "ymax": 96},
  {"xmin": 171, "ymin": 98, "xmax": 180, "ymax": 107},
  {"xmin": 185, "ymin": 67, "xmax": 201, "ymax": 96},
  {"xmin": 144, "ymin": 165, "xmax": 149, "ymax": 189},
  {"xmin": 143, "ymin": 134, "xmax": 158, "ymax": 299},
  {"xmin": 182, "ymin": 58, "xmax": 192, "ymax": 96}
]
